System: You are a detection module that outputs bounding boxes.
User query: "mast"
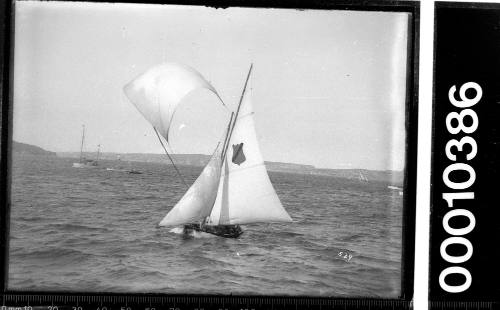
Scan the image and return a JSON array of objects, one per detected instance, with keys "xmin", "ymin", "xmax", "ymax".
[
  {"xmin": 79, "ymin": 125, "xmax": 85, "ymax": 163},
  {"xmin": 207, "ymin": 63, "xmax": 293, "ymax": 226},
  {"xmin": 221, "ymin": 113, "xmax": 234, "ymax": 161},
  {"xmin": 96, "ymin": 144, "xmax": 101, "ymax": 163},
  {"xmin": 222, "ymin": 63, "xmax": 253, "ymax": 161}
]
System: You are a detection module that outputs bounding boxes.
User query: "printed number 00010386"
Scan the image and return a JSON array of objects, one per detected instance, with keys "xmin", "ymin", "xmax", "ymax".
[{"xmin": 439, "ymin": 82, "xmax": 481, "ymax": 294}]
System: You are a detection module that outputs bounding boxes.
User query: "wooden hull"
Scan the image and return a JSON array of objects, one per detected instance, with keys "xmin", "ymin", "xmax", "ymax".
[{"xmin": 183, "ymin": 223, "xmax": 243, "ymax": 238}]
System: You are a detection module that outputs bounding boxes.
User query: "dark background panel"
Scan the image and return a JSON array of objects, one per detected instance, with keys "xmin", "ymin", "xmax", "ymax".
[{"xmin": 431, "ymin": 2, "xmax": 500, "ymax": 301}]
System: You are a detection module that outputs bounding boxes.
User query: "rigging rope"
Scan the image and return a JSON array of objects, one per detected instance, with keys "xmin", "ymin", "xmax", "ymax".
[
  {"xmin": 153, "ymin": 127, "xmax": 189, "ymax": 189},
  {"xmin": 216, "ymin": 95, "xmax": 230, "ymax": 112}
]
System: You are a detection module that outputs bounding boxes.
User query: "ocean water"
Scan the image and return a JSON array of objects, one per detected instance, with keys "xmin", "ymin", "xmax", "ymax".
[{"xmin": 8, "ymin": 155, "xmax": 403, "ymax": 297}]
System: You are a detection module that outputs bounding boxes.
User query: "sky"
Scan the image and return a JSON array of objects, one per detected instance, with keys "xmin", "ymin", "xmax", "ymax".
[{"xmin": 12, "ymin": 1, "xmax": 410, "ymax": 170}]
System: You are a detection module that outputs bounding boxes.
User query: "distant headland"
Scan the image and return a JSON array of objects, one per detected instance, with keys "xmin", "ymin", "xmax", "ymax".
[
  {"xmin": 12, "ymin": 141, "xmax": 57, "ymax": 157},
  {"xmin": 12, "ymin": 141, "xmax": 403, "ymax": 185}
]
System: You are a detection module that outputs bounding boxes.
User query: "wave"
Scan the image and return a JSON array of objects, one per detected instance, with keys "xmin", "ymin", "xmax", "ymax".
[
  {"xmin": 9, "ymin": 155, "xmax": 403, "ymax": 297},
  {"xmin": 15, "ymin": 216, "xmax": 40, "ymax": 223},
  {"xmin": 337, "ymin": 233, "xmax": 365, "ymax": 242},
  {"xmin": 11, "ymin": 247, "xmax": 95, "ymax": 267},
  {"xmin": 235, "ymin": 252, "xmax": 263, "ymax": 257},
  {"xmin": 169, "ymin": 227, "xmax": 215, "ymax": 238},
  {"xmin": 273, "ymin": 231, "xmax": 304, "ymax": 238},
  {"xmin": 51, "ymin": 223, "xmax": 112, "ymax": 233},
  {"xmin": 169, "ymin": 227, "xmax": 184, "ymax": 234}
]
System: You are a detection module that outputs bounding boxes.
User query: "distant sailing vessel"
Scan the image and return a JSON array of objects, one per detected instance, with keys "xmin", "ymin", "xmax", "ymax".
[
  {"xmin": 358, "ymin": 171, "xmax": 368, "ymax": 182},
  {"xmin": 72, "ymin": 125, "xmax": 100, "ymax": 168},
  {"xmin": 124, "ymin": 62, "xmax": 292, "ymax": 238}
]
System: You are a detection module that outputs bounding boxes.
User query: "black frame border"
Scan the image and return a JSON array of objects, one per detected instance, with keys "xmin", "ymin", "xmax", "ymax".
[{"xmin": 0, "ymin": 0, "xmax": 419, "ymax": 308}]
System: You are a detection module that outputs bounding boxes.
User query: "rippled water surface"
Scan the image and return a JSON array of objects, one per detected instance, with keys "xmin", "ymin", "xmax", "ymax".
[{"xmin": 9, "ymin": 155, "xmax": 403, "ymax": 297}]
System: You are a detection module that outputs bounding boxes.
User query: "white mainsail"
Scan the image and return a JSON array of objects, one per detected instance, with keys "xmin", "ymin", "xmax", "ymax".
[
  {"xmin": 158, "ymin": 145, "xmax": 223, "ymax": 226},
  {"xmin": 123, "ymin": 62, "xmax": 222, "ymax": 142},
  {"xmin": 207, "ymin": 85, "xmax": 293, "ymax": 225}
]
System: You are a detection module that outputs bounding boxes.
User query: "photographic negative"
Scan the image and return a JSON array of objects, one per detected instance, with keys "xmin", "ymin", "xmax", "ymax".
[{"xmin": 5, "ymin": 0, "xmax": 418, "ymax": 300}]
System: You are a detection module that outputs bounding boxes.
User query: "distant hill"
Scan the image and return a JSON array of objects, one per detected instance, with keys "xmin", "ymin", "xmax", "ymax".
[
  {"xmin": 58, "ymin": 152, "xmax": 211, "ymax": 166},
  {"xmin": 12, "ymin": 141, "xmax": 56, "ymax": 157},
  {"xmin": 11, "ymin": 142, "xmax": 404, "ymax": 184},
  {"xmin": 58, "ymin": 151, "xmax": 315, "ymax": 172},
  {"xmin": 312, "ymin": 168, "xmax": 404, "ymax": 185},
  {"xmin": 57, "ymin": 151, "xmax": 403, "ymax": 185}
]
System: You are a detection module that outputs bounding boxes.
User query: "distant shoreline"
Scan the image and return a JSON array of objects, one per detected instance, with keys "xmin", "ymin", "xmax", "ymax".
[{"xmin": 12, "ymin": 141, "xmax": 404, "ymax": 185}]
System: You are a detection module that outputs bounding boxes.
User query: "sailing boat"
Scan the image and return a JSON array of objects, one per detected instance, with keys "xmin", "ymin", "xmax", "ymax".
[
  {"xmin": 358, "ymin": 170, "xmax": 368, "ymax": 182},
  {"xmin": 72, "ymin": 125, "xmax": 87, "ymax": 168},
  {"xmin": 72, "ymin": 125, "xmax": 99, "ymax": 168},
  {"xmin": 94, "ymin": 144, "xmax": 101, "ymax": 166},
  {"xmin": 124, "ymin": 62, "xmax": 292, "ymax": 238}
]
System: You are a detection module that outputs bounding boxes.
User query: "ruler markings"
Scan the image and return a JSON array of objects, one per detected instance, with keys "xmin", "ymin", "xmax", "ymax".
[{"xmin": 0, "ymin": 294, "xmax": 418, "ymax": 310}]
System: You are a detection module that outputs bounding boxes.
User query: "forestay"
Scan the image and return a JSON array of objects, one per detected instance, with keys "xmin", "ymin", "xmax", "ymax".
[
  {"xmin": 207, "ymin": 86, "xmax": 293, "ymax": 225},
  {"xmin": 123, "ymin": 62, "xmax": 222, "ymax": 142}
]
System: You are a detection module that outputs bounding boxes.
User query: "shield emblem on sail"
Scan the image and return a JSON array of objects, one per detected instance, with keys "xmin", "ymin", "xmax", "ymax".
[{"xmin": 232, "ymin": 143, "xmax": 246, "ymax": 165}]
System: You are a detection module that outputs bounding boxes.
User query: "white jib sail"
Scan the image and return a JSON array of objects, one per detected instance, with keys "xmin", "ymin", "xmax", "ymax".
[
  {"xmin": 123, "ymin": 62, "xmax": 222, "ymax": 142},
  {"xmin": 207, "ymin": 87, "xmax": 292, "ymax": 225},
  {"xmin": 159, "ymin": 145, "xmax": 222, "ymax": 226}
]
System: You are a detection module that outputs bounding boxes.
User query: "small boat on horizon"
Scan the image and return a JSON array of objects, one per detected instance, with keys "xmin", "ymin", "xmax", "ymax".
[
  {"xmin": 358, "ymin": 170, "xmax": 368, "ymax": 182},
  {"xmin": 72, "ymin": 125, "xmax": 100, "ymax": 168},
  {"xmin": 124, "ymin": 62, "xmax": 292, "ymax": 238}
]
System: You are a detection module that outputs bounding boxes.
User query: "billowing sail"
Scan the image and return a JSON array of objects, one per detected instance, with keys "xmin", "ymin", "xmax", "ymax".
[
  {"xmin": 207, "ymin": 87, "xmax": 292, "ymax": 225},
  {"xmin": 159, "ymin": 145, "xmax": 222, "ymax": 226},
  {"xmin": 123, "ymin": 62, "xmax": 222, "ymax": 142}
]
